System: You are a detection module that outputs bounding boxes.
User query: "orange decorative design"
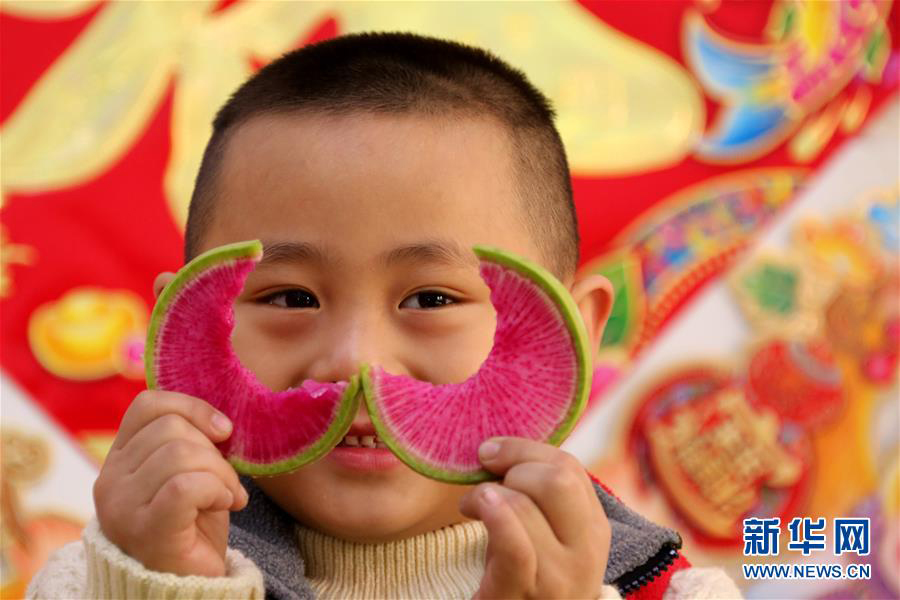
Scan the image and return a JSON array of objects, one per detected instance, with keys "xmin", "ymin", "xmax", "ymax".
[{"xmin": 27, "ymin": 288, "xmax": 147, "ymax": 381}]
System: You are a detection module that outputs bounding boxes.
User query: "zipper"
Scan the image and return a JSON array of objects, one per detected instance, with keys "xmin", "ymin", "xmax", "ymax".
[{"xmin": 614, "ymin": 541, "xmax": 680, "ymax": 596}]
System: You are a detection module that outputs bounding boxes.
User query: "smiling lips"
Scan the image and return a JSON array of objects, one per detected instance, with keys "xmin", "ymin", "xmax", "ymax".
[{"xmin": 328, "ymin": 424, "xmax": 402, "ymax": 471}]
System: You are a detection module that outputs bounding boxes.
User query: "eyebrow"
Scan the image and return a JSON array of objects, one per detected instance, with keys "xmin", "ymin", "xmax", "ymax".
[
  {"xmin": 381, "ymin": 240, "xmax": 478, "ymax": 269},
  {"xmin": 258, "ymin": 241, "xmax": 333, "ymax": 267},
  {"xmin": 255, "ymin": 239, "xmax": 478, "ymax": 269}
]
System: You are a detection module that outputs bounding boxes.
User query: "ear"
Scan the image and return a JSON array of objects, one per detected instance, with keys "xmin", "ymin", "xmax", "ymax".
[
  {"xmin": 569, "ymin": 273, "xmax": 614, "ymax": 363},
  {"xmin": 152, "ymin": 272, "xmax": 176, "ymax": 299}
]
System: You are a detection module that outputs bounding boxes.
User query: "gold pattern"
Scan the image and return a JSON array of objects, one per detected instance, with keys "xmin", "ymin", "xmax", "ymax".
[
  {"xmin": 27, "ymin": 287, "xmax": 147, "ymax": 380},
  {"xmin": 0, "ymin": 227, "xmax": 35, "ymax": 298},
  {"xmin": 647, "ymin": 390, "xmax": 802, "ymax": 539},
  {"xmin": 0, "ymin": 1, "xmax": 704, "ymax": 230}
]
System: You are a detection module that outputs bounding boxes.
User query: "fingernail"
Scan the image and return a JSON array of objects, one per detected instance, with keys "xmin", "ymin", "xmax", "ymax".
[
  {"xmin": 239, "ymin": 486, "xmax": 249, "ymax": 504},
  {"xmin": 212, "ymin": 412, "xmax": 232, "ymax": 434},
  {"xmin": 483, "ymin": 486, "xmax": 502, "ymax": 506},
  {"xmin": 479, "ymin": 440, "xmax": 500, "ymax": 461}
]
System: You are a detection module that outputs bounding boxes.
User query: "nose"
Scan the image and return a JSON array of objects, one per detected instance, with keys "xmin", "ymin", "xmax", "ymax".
[{"xmin": 304, "ymin": 309, "xmax": 398, "ymax": 384}]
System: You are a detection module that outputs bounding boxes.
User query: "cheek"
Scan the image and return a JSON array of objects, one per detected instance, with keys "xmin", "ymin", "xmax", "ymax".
[
  {"xmin": 231, "ymin": 307, "xmax": 315, "ymax": 389},
  {"xmin": 229, "ymin": 300, "xmax": 497, "ymax": 388},
  {"xmin": 399, "ymin": 304, "xmax": 496, "ymax": 383}
]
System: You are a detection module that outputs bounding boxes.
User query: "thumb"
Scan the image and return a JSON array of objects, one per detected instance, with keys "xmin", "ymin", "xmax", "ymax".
[{"xmin": 462, "ymin": 485, "xmax": 535, "ymax": 599}]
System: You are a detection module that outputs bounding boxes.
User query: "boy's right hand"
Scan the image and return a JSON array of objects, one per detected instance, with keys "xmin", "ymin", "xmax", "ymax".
[{"xmin": 93, "ymin": 390, "xmax": 248, "ymax": 577}]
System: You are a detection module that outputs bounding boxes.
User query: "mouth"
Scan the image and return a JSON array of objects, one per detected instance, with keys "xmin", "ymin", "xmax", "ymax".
[
  {"xmin": 328, "ymin": 427, "xmax": 401, "ymax": 471},
  {"xmin": 338, "ymin": 434, "xmax": 389, "ymax": 449}
]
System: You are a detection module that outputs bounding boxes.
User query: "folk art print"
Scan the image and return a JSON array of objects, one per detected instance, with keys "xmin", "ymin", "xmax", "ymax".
[{"xmin": 1, "ymin": 1, "xmax": 897, "ymax": 596}]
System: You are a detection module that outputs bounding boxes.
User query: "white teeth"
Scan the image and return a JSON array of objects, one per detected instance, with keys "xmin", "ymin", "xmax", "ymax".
[{"xmin": 341, "ymin": 434, "xmax": 385, "ymax": 447}]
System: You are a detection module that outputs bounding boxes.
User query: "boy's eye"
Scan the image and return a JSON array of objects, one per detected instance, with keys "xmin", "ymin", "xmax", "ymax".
[
  {"xmin": 264, "ymin": 289, "xmax": 319, "ymax": 308},
  {"xmin": 400, "ymin": 291, "xmax": 457, "ymax": 310}
]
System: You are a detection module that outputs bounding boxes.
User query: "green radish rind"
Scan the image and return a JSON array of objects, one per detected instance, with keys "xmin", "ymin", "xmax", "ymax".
[
  {"xmin": 228, "ymin": 376, "xmax": 361, "ymax": 476},
  {"xmin": 362, "ymin": 245, "xmax": 593, "ymax": 484},
  {"xmin": 144, "ymin": 239, "xmax": 360, "ymax": 476},
  {"xmin": 144, "ymin": 240, "xmax": 264, "ymax": 391},
  {"xmin": 360, "ymin": 363, "xmax": 501, "ymax": 484},
  {"xmin": 473, "ymin": 246, "xmax": 592, "ymax": 448}
]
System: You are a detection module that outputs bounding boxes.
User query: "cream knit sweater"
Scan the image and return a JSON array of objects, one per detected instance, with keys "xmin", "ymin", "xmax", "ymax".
[{"xmin": 27, "ymin": 519, "xmax": 740, "ymax": 599}]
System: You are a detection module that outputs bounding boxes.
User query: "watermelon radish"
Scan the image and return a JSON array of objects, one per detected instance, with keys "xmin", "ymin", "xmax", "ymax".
[
  {"xmin": 362, "ymin": 246, "xmax": 592, "ymax": 483},
  {"xmin": 144, "ymin": 240, "xmax": 359, "ymax": 476}
]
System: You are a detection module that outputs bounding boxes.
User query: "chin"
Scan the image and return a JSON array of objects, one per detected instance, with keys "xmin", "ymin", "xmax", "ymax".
[
  {"xmin": 317, "ymin": 484, "xmax": 430, "ymax": 541},
  {"xmin": 254, "ymin": 461, "xmax": 469, "ymax": 543}
]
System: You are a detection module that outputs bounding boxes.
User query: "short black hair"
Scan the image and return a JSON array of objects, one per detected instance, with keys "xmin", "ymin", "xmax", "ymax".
[{"xmin": 186, "ymin": 32, "xmax": 578, "ymax": 276}]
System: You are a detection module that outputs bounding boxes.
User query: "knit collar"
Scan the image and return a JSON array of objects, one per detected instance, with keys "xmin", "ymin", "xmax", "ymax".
[
  {"xmin": 297, "ymin": 520, "xmax": 486, "ymax": 599},
  {"xmin": 229, "ymin": 475, "xmax": 681, "ymax": 599}
]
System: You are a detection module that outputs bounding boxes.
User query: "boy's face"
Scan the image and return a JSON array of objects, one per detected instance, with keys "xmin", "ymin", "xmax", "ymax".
[{"xmin": 195, "ymin": 111, "xmax": 564, "ymax": 542}]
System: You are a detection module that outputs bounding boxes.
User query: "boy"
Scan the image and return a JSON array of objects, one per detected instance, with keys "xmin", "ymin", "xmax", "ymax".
[{"xmin": 29, "ymin": 33, "xmax": 739, "ymax": 599}]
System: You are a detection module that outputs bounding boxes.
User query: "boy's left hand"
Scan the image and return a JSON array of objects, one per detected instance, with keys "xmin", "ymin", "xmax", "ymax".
[{"xmin": 459, "ymin": 437, "xmax": 610, "ymax": 600}]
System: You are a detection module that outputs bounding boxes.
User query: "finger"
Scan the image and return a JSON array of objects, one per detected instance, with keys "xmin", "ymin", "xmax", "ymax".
[
  {"xmin": 478, "ymin": 437, "xmax": 596, "ymax": 500},
  {"xmin": 501, "ymin": 462, "xmax": 595, "ymax": 546},
  {"xmin": 461, "ymin": 484, "xmax": 538, "ymax": 598},
  {"xmin": 119, "ymin": 413, "xmax": 219, "ymax": 473},
  {"xmin": 145, "ymin": 471, "xmax": 235, "ymax": 532},
  {"xmin": 131, "ymin": 440, "xmax": 247, "ymax": 511},
  {"xmin": 113, "ymin": 390, "xmax": 232, "ymax": 451},
  {"xmin": 460, "ymin": 484, "xmax": 555, "ymax": 544}
]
